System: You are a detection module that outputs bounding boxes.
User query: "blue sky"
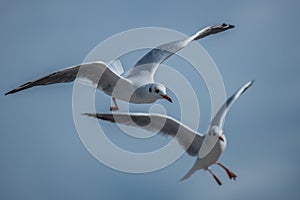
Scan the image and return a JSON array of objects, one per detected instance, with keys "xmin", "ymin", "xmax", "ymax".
[{"xmin": 1, "ymin": 0, "xmax": 300, "ymax": 199}]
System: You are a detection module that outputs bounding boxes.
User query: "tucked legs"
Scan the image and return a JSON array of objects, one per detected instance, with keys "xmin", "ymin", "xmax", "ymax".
[{"xmin": 110, "ymin": 97, "xmax": 119, "ymax": 111}]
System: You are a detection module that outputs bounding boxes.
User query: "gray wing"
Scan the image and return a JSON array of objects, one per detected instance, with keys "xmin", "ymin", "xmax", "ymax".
[
  {"xmin": 84, "ymin": 112, "xmax": 204, "ymax": 157},
  {"xmin": 5, "ymin": 61, "xmax": 132, "ymax": 96},
  {"xmin": 125, "ymin": 23, "xmax": 234, "ymax": 82},
  {"xmin": 210, "ymin": 80, "xmax": 254, "ymax": 129}
]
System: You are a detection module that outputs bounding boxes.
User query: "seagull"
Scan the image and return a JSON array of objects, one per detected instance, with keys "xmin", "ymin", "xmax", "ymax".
[
  {"xmin": 5, "ymin": 23, "xmax": 234, "ymax": 111},
  {"xmin": 84, "ymin": 81, "xmax": 254, "ymax": 185}
]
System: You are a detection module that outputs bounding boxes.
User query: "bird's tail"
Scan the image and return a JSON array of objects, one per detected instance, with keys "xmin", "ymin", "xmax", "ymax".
[{"xmin": 178, "ymin": 160, "xmax": 200, "ymax": 182}]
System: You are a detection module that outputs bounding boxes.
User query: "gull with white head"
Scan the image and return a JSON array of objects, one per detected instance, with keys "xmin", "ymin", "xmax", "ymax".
[
  {"xmin": 84, "ymin": 80, "xmax": 254, "ymax": 185},
  {"xmin": 5, "ymin": 23, "xmax": 234, "ymax": 111}
]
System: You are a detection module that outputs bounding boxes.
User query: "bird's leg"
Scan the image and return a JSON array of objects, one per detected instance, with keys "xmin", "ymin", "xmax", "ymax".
[
  {"xmin": 207, "ymin": 168, "xmax": 222, "ymax": 185},
  {"xmin": 109, "ymin": 97, "xmax": 119, "ymax": 111},
  {"xmin": 216, "ymin": 162, "xmax": 237, "ymax": 180}
]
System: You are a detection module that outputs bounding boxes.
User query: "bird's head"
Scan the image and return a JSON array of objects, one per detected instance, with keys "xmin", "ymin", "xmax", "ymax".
[
  {"xmin": 209, "ymin": 126, "xmax": 225, "ymax": 142},
  {"xmin": 148, "ymin": 83, "xmax": 172, "ymax": 103}
]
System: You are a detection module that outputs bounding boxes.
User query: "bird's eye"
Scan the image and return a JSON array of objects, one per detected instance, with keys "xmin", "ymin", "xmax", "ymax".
[
  {"xmin": 154, "ymin": 88, "xmax": 159, "ymax": 93},
  {"xmin": 149, "ymin": 87, "xmax": 152, "ymax": 93}
]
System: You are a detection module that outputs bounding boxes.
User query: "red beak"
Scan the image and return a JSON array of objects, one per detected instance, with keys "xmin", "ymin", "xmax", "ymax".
[
  {"xmin": 218, "ymin": 136, "xmax": 224, "ymax": 142},
  {"xmin": 162, "ymin": 95, "xmax": 172, "ymax": 103}
]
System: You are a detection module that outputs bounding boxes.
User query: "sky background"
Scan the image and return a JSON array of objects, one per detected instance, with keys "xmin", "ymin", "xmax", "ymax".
[{"xmin": 1, "ymin": 0, "xmax": 300, "ymax": 199}]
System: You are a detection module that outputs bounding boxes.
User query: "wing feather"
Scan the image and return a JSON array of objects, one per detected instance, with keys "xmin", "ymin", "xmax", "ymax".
[
  {"xmin": 125, "ymin": 23, "xmax": 234, "ymax": 83},
  {"xmin": 84, "ymin": 113, "xmax": 204, "ymax": 157},
  {"xmin": 210, "ymin": 80, "xmax": 254, "ymax": 129},
  {"xmin": 5, "ymin": 61, "xmax": 132, "ymax": 96}
]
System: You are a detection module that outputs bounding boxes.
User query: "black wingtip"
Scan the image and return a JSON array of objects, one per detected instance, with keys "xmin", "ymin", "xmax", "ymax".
[
  {"xmin": 227, "ymin": 24, "xmax": 235, "ymax": 29},
  {"xmin": 241, "ymin": 80, "xmax": 255, "ymax": 95},
  {"xmin": 216, "ymin": 23, "xmax": 235, "ymax": 30},
  {"xmin": 83, "ymin": 113, "xmax": 116, "ymax": 123},
  {"xmin": 5, "ymin": 90, "xmax": 15, "ymax": 95},
  {"xmin": 82, "ymin": 113, "xmax": 98, "ymax": 118},
  {"xmin": 82, "ymin": 113, "xmax": 107, "ymax": 120},
  {"xmin": 221, "ymin": 23, "xmax": 235, "ymax": 30},
  {"xmin": 248, "ymin": 80, "xmax": 255, "ymax": 87},
  {"xmin": 5, "ymin": 81, "xmax": 34, "ymax": 96}
]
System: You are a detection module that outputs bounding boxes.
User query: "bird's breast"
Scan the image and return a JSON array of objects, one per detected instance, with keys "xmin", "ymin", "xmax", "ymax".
[{"xmin": 197, "ymin": 136, "xmax": 227, "ymax": 169}]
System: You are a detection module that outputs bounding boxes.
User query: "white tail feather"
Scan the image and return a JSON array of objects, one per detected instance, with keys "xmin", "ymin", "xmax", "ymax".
[{"xmin": 179, "ymin": 161, "xmax": 199, "ymax": 182}]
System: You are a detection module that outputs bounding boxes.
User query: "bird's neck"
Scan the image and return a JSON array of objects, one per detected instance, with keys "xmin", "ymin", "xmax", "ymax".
[{"xmin": 130, "ymin": 85, "xmax": 157, "ymax": 104}]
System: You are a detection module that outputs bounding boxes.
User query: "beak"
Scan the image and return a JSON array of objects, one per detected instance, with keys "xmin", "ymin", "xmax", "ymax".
[
  {"xmin": 161, "ymin": 95, "xmax": 172, "ymax": 103},
  {"xmin": 218, "ymin": 136, "xmax": 224, "ymax": 142}
]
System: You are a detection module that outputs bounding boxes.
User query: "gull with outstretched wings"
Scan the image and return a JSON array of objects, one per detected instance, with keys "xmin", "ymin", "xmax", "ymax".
[
  {"xmin": 84, "ymin": 81, "xmax": 254, "ymax": 185},
  {"xmin": 6, "ymin": 23, "xmax": 234, "ymax": 111}
]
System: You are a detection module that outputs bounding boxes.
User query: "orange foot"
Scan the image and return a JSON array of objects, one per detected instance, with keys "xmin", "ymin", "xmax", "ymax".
[{"xmin": 217, "ymin": 162, "xmax": 237, "ymax": 180}]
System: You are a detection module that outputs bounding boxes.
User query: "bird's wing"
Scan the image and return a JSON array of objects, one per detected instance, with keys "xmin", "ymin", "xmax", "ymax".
[
  {"xmin": 124, "ymin": 23, "xmax": 234, "ymax": 83},
  {"xmin": 5, "ymin": 61, "xmax": 132, "ymax": 96},
  {"xmin": 209, "ymin": 80, "xmax": 254, "ymax": 129},
  {"xmin": 84, "ymin": 112, "xmax": 204, "ymax": 157},
  {"xmin": 108, "ymin": 59, "xmax": 124, "ymax": 75}
]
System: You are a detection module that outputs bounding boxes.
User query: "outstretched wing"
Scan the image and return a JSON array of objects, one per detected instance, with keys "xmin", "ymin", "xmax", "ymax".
[
  {"xmin": 84, "ymin": 112, "xmax": 204, "ymax": 157},
  {"xmin": 5, "ymin": 61, "xmax": 132, "ymax": 96},
  {"xmin": 124, "ymin": 23, "xmax": 234, "ymax": 83},
  {"xmin": 210, "ymin": 80, "xmax": 254, "ymax": 129}
]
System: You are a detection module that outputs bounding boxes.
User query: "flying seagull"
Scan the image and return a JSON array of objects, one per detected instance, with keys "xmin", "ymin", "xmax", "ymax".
[
  {"xmin": 84, "ymin": 80, "xmax": 254, "ymax": 185},
  {"xmin": 5, "ymin": 23, "xmax": 234, "ymax": 111}
]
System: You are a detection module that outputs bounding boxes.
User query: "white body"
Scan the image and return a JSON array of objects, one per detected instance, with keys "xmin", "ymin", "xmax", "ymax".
[{"xmin": 198, "ymin": 134, "xmax": 227, "ymax": 169}]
